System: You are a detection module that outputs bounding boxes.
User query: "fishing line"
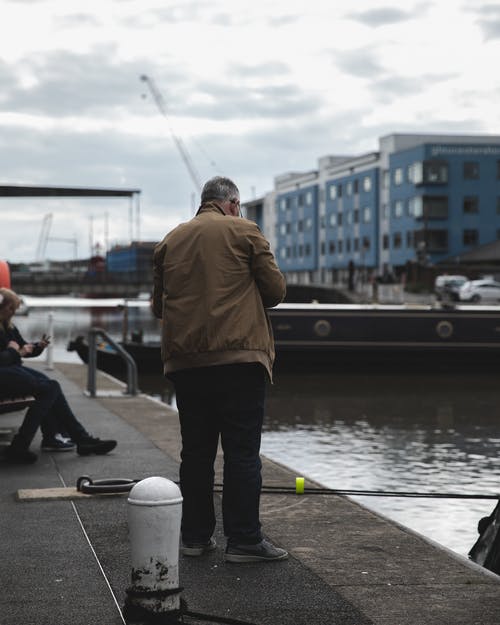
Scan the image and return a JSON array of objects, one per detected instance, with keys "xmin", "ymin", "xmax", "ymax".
[{"xmin": 77, "ymin": 476, "xmax": 500, "ymax": 500}]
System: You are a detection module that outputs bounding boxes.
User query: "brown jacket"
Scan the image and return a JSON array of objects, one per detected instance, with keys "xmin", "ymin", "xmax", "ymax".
[{"xmin": 152, "ymin": 203, "xmax": 286, "ymax": 379}]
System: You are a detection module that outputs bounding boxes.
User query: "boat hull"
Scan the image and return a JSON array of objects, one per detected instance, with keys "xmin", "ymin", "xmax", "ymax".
[{"xmin": 68, "ymin": 303, "xmax": 500, "ymax": 377}]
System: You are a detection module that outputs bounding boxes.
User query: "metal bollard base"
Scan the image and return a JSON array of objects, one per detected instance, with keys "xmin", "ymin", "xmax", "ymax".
[{"xmin": 123, "ymin": 588, "xmax": 184, "ymax": 623}]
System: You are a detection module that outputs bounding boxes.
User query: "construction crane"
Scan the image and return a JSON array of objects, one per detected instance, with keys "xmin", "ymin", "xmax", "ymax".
[
  {"xmin": 36, "ymin": 213, "xmax": 53, "ymax": 261},
  {"xmin": 36, "ymin": 213, "xmax": 78, "ymax": 261},
  {"xmin": 140, "ymin": 74, "xmax": 202, "ymax": 192}
]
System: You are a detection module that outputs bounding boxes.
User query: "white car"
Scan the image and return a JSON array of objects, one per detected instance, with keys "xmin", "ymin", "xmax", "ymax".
[
  {"xmin": 459, "ymin": 279, "xmax": 500, "ymax": 303},
  {"xmin": 434, "ymin": 274, "xmax": 468, "ymax": 301}
]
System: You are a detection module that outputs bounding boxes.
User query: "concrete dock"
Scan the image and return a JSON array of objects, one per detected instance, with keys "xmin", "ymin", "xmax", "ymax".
[{"xmin": 1, "ymin": 361, "xmax": 499, "ymax": 625}]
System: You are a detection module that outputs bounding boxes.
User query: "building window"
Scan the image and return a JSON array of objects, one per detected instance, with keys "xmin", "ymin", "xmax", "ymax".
[
  {"xmin": 353, "ymin": 209, "xmax": 359, "ymax": 224},
  {"xmin": 406, "ymin": 231, "xmax": 413, "ymax": 248},
  {"xmin": 464, "ymin": 161, "xmax": 480, "ymax": 180},
  {"xmin": 280, "ymin": 248, "xmax": 286, "ymax": 259},
  {"xmin": 305, "ymin": 243, "xmax": 311, "ymax": 256},
  {"xmin": 363, "ymin": 207, "xmax": 371, "ymax": 223},
  {"xmin": 320, "ymin": 215, "xmax": 326, "ymax": 229},
  {"xmin": 382, "ymin": 234, "xmax": 389, "ymax": 250},
  {"xmin": 280, "ymin": 224, "xmax": 286, "ymax": 235},
  {"xmin": 306, "ymin": 191, "xmax": 312, "ymax": 205},
  {"xmin": 420, "ymin": 196, "xmax": 448, "ymax": 219},
  {"xmin": 393, "ymin": 168, "xmax": 403, "ymax": 185},
  {"xmin": 409, "ymin": 162, "xmax": 423, "ymax": 184},
  {"xmin": 423, "ymin": 161, "xmax": 448, "ymax": 184},
  {"xmin": 320, "ymin": 242, "xmax": 325, "ymax": 255},
  {"xmin": 347, "ymin": 211, "xmax": 352, "ymax": 225},
  {"xmin": 393, "ymin": 200, "xmax": 404, "ymax": 218},
  {"xmin": 298, "ymin": 244, "xmax": 304, "ymax": 257},
  {"xmin": 329, "ymin": 185, "xmax": 337, "ymax": 200},
  {"xmin": 408, "ymin": 196, "xmax": 423, "ymax": 217},
  {"xmin": 353, "ymin": 179, "xmax": 359, "ymax": 194},
  {"xmin": 329, "ymin": 213, "xmax": 337, "ymax": 227},
  {"xmin": 363, "ymin": 176, "xmax": 372, "ymax": 192},
  {"xmin": 305, "ymin": 217, "xmax": 313, "ymax": 230},
  {"xmin": 346, "ymin": 239, "xmax": 351, "ymax": 253},
  {"xmin": 337, "ymin": 184, "xmax": 342, "ymax": 197},
  {"xmin": 280, "ymin": 198, "xmax": 286, "ymax": 210},
  {"xmin": 338, "ymin": 240, "xmax": 343, "ymax": 253},
  {"xmin": 463, "ymin": 229, "xmax": 479, "ymax": 246},
  {"xmin": 346, "ymin": 181, "xmax": 353, "ymax": 195},
  {"xmin": 463, "ymin": 196, "xmax": 479, "ymax": 214},
  {"xmin": 382, "ymin": 204, "xmax": 389, "ymax": 219},
  {"xmin": 393, "ymin": 232, "xmax": 402, "ymax": 249},
  {"xmin": 298, "ymin": 194, "xmax": 304, "ymax": 207},
  {"xmin": 337, "ymin": 213, "xmax": 343, "ymax": 226},
  {"xmin": 414, "ymin": 229, "xmax": 448, "ymax": 252},
  {"xmin": 354, "ymin": 237, "xmax": 359, "ymax": 251},
  {"xmin": 362, "ymin": 236, "xmax": 371, "ymax": 251},
  {"xmin": 329, "ymin": 240, "xmax": 335, "ymax": 254}
]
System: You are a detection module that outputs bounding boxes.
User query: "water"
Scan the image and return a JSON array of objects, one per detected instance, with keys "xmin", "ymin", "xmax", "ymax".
[{"xmin": 13, "ymin": 302, "xmax": 500, "ymax": 558}]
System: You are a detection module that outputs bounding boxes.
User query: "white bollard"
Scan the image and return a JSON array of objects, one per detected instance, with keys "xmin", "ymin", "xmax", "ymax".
[{"xmin": 124, "ymin": 477, "xmax": 183, "ymax": 618}]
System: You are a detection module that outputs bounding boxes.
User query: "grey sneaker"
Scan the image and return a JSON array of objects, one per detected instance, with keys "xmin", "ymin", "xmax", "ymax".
[
  {"xmin": 224, "ymin": 539, "xmax": 288, "ymax": 563},
  {"xmin": 182, "ymin": 537, "xmax": 217, "ymax": 557}
]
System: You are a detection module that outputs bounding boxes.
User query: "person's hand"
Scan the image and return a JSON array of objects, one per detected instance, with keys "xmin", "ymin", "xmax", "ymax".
[
  {"xmin": 7, "ymin": 340, "xmax": 20, "ymax": 351},
  {"xmin": 19, "ymin": 343, "xmax": 34, "ymax": 356},
  {"xmin": 39, "ymin": 334, "xmax": 51, "ymax": 349}
]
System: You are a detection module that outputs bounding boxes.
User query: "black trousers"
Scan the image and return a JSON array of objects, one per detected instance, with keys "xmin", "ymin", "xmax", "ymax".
[
  {"xmin": 170, "ymin": 363, "xmax": 266, "ymax": 546},
  {"xmin": 0, "ymin": 365, "xmax": 88, "ymax": 448}
]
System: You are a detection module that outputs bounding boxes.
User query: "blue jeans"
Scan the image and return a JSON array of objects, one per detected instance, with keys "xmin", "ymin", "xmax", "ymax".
[
  {"xmin": 171, "ymin": 363, "xmax": 266, "ymax": 546},
  {"xmin": 0, "ymin": 365, "xmax": 88, "ymax": 448}
]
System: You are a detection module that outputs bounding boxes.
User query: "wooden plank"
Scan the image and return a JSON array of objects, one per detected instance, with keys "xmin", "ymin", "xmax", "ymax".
[{"xmin": 16, "ymin": 487, "xmax": 127, "ymax": 501}]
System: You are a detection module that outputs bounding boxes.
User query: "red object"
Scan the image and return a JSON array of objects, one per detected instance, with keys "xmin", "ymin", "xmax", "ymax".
[{"xmin": 0, "ymin": 260, "xmax": 11, "ymax": 288}]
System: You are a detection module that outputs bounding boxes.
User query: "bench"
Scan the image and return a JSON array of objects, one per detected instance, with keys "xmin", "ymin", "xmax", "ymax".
[{"xmin": 0, "ymin": 396, "xmax": 35, "ymax": 415}]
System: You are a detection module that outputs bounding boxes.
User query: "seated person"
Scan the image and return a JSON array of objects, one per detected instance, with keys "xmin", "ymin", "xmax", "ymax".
[{"xmin": 0, "ymin": 287, "xmax": 117, "ymax": 464}]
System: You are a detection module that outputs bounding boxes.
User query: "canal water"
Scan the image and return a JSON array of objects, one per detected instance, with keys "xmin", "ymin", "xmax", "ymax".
[{"xmin": 14, "ymin": 303, "xmax": 500, "ymax": 559}]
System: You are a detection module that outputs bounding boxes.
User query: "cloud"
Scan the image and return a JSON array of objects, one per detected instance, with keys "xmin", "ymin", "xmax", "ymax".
[
  {"xmin": 370, "ymin": 72, "xmax": 457, "ymax": 103},
  {"xmin": 182, "ymin": 80, "xmax": 322, "ymax": 120},
  {"xmin": 462, "ymin": 3, "xmax": 500, "ymax": 40},
  {"xmin": 347, "ymin": 7, "xmax": 414, "ymax": 27},
  {"xmin": 334, "ymin": 48, "xmax": 385, "ymax": 78},
  {"xmin": 1, "ymin": 49, "xmax": 185, "ymax": 117}
]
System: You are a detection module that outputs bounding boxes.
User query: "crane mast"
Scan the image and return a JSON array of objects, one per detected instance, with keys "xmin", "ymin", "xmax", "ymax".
[{"xmin": 140, "ymin": 74, "xmax": 202, "ymax": 192}]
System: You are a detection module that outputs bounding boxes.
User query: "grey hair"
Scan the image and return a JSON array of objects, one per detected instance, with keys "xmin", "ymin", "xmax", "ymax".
[{"xmin": 201, "ymin": 176, "xmax": 239, "ymax": 204}]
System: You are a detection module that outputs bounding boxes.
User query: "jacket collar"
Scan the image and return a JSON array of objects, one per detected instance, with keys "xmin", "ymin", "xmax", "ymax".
[{"xmin": 195, "ymin": 201, "xmax": 226, "ymax": 217}]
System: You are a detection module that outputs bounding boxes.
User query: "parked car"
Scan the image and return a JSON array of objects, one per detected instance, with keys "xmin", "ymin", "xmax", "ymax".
[
  {"xmin": 434, "ymin": 274, "xmax": 468, "ymax": 301},
  {"xmin": 459, "ymin": 279, "xmax": 500, "ymax": 303}
]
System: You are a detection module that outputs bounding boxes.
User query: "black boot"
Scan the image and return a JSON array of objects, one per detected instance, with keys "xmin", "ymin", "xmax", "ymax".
[
  {"xmin": 4, "ymin": 436, "xmax": 37, "ymax": 464},
  {"xmin": 76, "ymin": 435, "xmax": 117, "ymax": 456}
]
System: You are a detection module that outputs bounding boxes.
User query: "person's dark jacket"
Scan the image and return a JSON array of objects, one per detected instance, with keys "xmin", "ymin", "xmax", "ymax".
[{"xmin": 0, "ymin": 322, "xmax": 44, "ymax": 367}]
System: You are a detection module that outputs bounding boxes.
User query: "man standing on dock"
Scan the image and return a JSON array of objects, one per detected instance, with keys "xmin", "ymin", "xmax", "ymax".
[{"xmin": 153, "ymin": 176, "xmax": 288, "ymax": 562}]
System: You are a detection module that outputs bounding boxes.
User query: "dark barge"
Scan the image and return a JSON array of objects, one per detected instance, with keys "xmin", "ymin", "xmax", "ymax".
[{"xmin": 67, "ymin": 302, "xmax": 500, "ymax": 377}]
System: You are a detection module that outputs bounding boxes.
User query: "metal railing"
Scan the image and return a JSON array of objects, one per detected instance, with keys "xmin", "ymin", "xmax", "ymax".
[{"xmin": 86, "ymin": 327, "xmax": 139, "ymax": 397}]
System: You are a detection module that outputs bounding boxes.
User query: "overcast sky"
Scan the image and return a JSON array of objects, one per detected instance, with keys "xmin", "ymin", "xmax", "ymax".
[{"xmin": 2, "ymin": 0, "xmax": 500, "ymax": 263}]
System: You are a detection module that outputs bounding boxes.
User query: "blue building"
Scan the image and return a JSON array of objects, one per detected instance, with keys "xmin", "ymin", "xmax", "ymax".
[{"xmin": 244, "ymin": 133, "xmax": 500, "ymax": 285}]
